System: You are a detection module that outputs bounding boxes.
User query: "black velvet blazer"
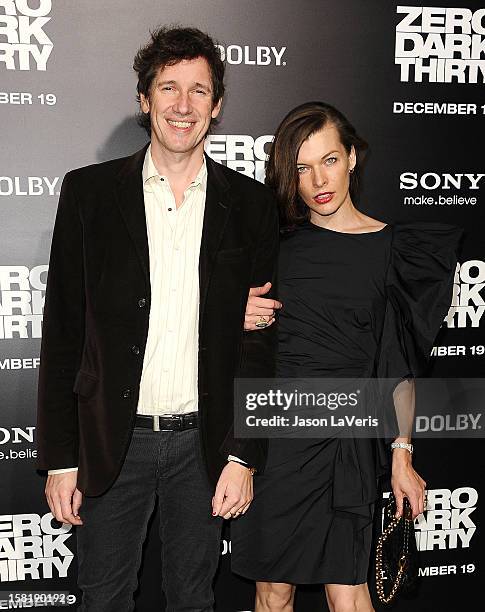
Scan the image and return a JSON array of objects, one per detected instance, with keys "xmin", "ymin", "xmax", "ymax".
[{"xmin": 36, "ymin": 145, "xmax": 278, "ymax": 496}]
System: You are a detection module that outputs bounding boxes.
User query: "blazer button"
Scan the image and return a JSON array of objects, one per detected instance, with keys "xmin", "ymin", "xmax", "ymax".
[
  {"xmin": 138, "ymin": 298, "xmax": 147, "ymax": 308},
  {"xmin": 131, "ymin": 345, "xmax": 140, "ymax": 355},
  {"xmin": 122, "ymin": 388, "xmax": 131, "ymax": 399}
]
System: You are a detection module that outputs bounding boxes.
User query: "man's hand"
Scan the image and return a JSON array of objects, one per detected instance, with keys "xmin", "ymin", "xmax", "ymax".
[
  {"xmin": 45, "ymin": 472, "xmax": 83, "ymax": 526},
  {"xmin": 212, "ymin": 462, "xmax": 254, "ymax": 519},
  {"xmin": 244, "ymin": 282, "xmax": 282, "ymax": 331}
]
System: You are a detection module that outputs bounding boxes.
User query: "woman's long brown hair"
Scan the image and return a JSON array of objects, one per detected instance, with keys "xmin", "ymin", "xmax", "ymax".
[{"xmin": 265, "ymin": 101, "xmax": 368, "ymax": 228}]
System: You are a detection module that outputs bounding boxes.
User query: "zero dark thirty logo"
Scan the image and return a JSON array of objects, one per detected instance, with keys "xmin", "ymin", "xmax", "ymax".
[
  {"xmin": 415, "ymin": 487, "xmax": 477, "ymax": 551},
  {"xmin": 395, "ymin": 6, "xmax": 485, "ymax": 83},
  {"xmin": 0, "ymin": 266, "xmax": 46, "ymax": 339},
  {"xmin": 383, "ymin": 487, "xmax": 477, "ymax": 551},
  {"xmin": 205, "ymin": 135, "xmax": 273, "ymax": 183},
  {"xmin": 0, "ymin": 0, "xmax": 53, "ymax": 71},
  {"xmin": 444, "ymin": 261, "xmax": 485, "ymax": 329},
  {"xmin": 0, "ymin": 513, "xmax": 73, "ymax": 581}
]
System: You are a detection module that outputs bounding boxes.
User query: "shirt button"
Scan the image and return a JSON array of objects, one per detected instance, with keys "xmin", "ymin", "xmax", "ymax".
[
  {"xmin": 131, "ymin": 345, "xmax": 140, "ymax": 355},
  {"xmin": 122, "ymin": 388, "xmax": 131, "ymax": 399},
  {"xmin": 168, "ymin": 208, "xmax": 173, "ymax": 211},
  {"xmin": 138, "ymin": 298, "xmax": 147, "ymax": 308}
]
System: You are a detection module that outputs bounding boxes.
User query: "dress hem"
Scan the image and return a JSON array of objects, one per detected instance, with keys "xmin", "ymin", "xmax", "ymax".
[{"xmin": 231, "ymin": 564, "xmax": 368, "ymax": 587}]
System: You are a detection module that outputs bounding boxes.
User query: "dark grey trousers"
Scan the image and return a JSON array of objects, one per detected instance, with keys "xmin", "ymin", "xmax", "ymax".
[{"xmin": 76, "ymin": 427, "xmax": 223, "ymax": 612}]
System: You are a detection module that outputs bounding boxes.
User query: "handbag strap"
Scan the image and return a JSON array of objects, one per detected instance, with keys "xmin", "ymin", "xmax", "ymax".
[{"xmin": 375, "ymin": 501, "xmax": 412, "ymax": 604}]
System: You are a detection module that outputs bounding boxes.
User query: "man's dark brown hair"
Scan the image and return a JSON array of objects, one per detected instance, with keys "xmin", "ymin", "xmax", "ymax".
[{"xmin": 133, "ymin": 26, "xmax": 225, "ymax": 134}]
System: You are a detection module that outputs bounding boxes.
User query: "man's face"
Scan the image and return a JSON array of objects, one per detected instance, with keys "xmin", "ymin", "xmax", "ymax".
[{"xmin": 140, "ymin": 57, "xmax": 221, "ymax": 157}]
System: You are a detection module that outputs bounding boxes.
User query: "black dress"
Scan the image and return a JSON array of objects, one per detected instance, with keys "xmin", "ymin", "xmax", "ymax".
[{"xmin": 231, "ymin": 221, "xmax": 461, "ymax": 585}]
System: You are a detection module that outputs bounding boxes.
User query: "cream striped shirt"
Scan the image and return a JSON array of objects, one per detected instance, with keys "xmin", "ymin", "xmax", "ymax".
[{"xmin": 137, "ymin": 146, "xmax": 206, "ymax": 416}]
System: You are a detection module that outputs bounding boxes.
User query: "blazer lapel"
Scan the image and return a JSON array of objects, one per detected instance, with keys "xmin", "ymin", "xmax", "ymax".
[
  {"xmin": 199, "ymin": 155, "xmax": 233, "ymax": 326},
  {"xmin": 115, "ymin": 144, "xmax": 150, "ymax": 285}
]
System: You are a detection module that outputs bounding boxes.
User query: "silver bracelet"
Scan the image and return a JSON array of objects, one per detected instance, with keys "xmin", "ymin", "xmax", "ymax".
[{"xmin": 391, "ymin": 442, "xmax": 413, "ymax": 454}]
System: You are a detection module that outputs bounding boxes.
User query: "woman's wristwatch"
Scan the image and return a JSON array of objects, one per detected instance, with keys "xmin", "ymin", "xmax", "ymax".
[{"xmin": 391, "ymin": 442, "xmax": 413, "ymax": 454}]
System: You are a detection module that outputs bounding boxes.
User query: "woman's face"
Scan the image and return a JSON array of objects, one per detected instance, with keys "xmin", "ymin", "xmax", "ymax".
[{"xmin": 296, "ymin": 124, "xmax": 355, "ymax": 221}]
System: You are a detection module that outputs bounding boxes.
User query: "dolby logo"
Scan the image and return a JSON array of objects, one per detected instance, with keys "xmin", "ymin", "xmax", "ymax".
[
  {"xmin": 0, "ymin": 176, "xmax": 59, "ymax": 196},
  {"xmin": 215, "ymin": 44, "xmax": 286, "ymax": 66}
]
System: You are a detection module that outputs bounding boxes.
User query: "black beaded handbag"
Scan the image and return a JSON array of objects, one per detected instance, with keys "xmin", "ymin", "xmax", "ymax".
[{"xmin": 375, "ymin": 494, "xmax": 419, "ymax": 605}]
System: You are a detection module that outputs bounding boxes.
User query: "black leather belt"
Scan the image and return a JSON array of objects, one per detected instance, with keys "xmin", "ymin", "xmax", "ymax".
[{"xmin": 134, "ymin": 412, "xmax": 198, "ymax": 431}]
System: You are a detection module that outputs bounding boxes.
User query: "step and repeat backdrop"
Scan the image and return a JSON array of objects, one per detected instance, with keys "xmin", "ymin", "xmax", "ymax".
[{"xmin": 1, "ymin": 1, "xmax": 483, "ymax": 610}]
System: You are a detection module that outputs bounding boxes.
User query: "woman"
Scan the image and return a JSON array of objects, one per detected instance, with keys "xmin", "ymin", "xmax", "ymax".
[{"xmin": 231, "ymin": 102, "xmax": 461, "ymax": 612}]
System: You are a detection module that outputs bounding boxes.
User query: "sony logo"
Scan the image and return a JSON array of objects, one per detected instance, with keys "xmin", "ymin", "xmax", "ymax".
[{"xmin": 400, "ymin": 172, "xmax": 484, "ymax": 190}]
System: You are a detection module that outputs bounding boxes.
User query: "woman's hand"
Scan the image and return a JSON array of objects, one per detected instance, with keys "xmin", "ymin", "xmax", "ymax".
[
  {"xmin": 244, "ymin": 282, "xmax": 282, "ymax": 331},
  {"xmin": 391, "ymin": 449, "xmax": 426, "ymax": 520}
]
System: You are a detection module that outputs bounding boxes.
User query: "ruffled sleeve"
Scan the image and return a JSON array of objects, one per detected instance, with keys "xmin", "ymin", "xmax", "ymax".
[{"xmin": 377, "ymin": 222, "xmax": 462, "ymax": 380}]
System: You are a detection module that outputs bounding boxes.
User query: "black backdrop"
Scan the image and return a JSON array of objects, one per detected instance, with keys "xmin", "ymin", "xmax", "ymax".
[{"xmin": 0, "ymin": 1, "xmax": 483, "ymax": 610}]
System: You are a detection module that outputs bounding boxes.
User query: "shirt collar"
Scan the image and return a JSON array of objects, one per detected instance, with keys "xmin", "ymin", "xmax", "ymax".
[{"xmin": 142, "ymin": 145, "xmax": 207, "ymax": 192}]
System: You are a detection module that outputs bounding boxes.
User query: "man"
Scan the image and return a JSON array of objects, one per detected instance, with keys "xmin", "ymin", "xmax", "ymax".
[{"xmin": 36, "ymin": 26, "xmax": 278, "ymax": 611}]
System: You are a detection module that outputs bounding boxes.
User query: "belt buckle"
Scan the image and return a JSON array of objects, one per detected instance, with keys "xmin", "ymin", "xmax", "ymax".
[
  {"xmin": 158, "ymin": 414, "xmax": 182, "ymax": 431},
  {"xmin": 151, "ymin": 413, "xmax": 192, "ymax": 432},
  {"xmin": 172, "ymin": 414, "xmax": 183, "ymax": 431}
]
